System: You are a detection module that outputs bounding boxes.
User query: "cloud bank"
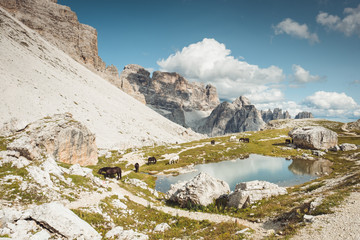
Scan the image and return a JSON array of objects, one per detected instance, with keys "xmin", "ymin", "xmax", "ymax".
[
  {"xmin": 273, "ymin": 18, "xmax": 319, "ymax": 43},
  {"xmin": 317, "ymin": 4, "xmax": 360, "ymax": 37},
  {"xmin": 157, "ymin": 38, "xmax": 285, "ymax": 101},
  {"xmin": 303, "ymin": 91, "xmax": 360, "ymax": 118},
  {"xmin": 290, "ymin": 64, "xmax": 325, "ymax": 86}
]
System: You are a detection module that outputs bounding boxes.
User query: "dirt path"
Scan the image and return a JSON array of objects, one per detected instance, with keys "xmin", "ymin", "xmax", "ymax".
[
  {"xmin": 292, "ymin": 191, "xmax": 360, "ymax": 240},
  {"xmin": 65, "ymin": 181, "xmax": 266, "ymax": 239}
]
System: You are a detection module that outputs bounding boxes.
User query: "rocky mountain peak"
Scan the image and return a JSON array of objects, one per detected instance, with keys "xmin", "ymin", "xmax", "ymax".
[
  {"xmin": 233, "ymin": 96, "xmax": 251, "ymax": 108},
  {"xmin": 261, "ymin": 108, "xmax": 291, "ymax": 123},
  {"xmin": 295, "ymin": 111, "xmax": 314, "ymax": 119},
  {"xmin": 198, "ymin": 96, "xmax": 265, "ymax": 136}
]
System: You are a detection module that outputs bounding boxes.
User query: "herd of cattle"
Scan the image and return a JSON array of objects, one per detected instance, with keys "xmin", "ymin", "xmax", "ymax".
[{"xmin": 97, "ymin": 136, "xmax": 293, "ymax": 180}]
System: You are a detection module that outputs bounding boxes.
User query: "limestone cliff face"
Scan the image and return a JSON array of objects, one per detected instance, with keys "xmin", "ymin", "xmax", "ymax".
[
  {"xmin": 261, "ymin": 108, "xmax": 291, "ymax": 123},
  {"xmin": 118, "ymin": 64, "xmax": 220, "ymax": 126},
  {"xmin": 198, "ymin": 96, "xmax": 265, "ymax": 136},
  {"xmin": 0, "ymin": 0, "xmax": 106, "ymax": 72}
]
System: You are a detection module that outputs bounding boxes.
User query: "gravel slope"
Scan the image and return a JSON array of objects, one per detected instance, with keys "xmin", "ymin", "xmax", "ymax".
[
  {"xmin": 292, "ymin": 191, "xmax": 360, "ymax": 240},
  {"xmin": 0, "ymin": 7, "xmax": 201, "ymax": 149}
]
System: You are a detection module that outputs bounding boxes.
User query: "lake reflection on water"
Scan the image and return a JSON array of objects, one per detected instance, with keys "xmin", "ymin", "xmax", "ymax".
[{"xmin": 156, "ymin": 154, "xmax": 327, "ymax": 193}]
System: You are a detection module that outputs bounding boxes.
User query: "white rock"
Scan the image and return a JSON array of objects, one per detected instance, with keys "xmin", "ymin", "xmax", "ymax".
[
  {"xmin": 105, "ymin": 226, "xmax": 148, "ymax": 240},
  {"xmin": 29, "ymin": 202, "xmax": 101, "ymax": 240},
  {"xmin": 112, "ymin": 199, "xmax": 127, "ymax": 209},
  {"xmin": 339, "ymin": 143, "xmax": 357, "ymax": 151},
  {"xmin": 29, "ymin": 229, "xmax": 51, "ymax": 240},
  {"xmin": 26, "ymin": 165, "xmax": 55, "ymax": 189},
  {"xmin": 303, "ymin": 214, "xmax": 315, "ymax": 223},
  {"xmin": 41, "ymin": 157, "xmax": 65, "ymax": 180},
  {"xmin": 153, "ymin": 223, "xmax": 170, "ymax": 232},
  {"xmin": 166, "ymin": 172, "xmax": 230, "ymax": 207},
  {"xmin": 125, "ymin": 178, "xmax": 148, "ymax": 189},
  {"xmin": 228, "ymin": 180, "xmax": 287, "ymax": 209},
  {"xmin": 69, "ymin": 164, "xmax": 93, "ymax": 177},
  {"xmin": 312, "ymin": 150, "xmax": 325, "ymax": 157},
  {"xmin": 6, "ymin": 220, "xmax": 39, "ymax": 240},
  {"xmin": 289, "ymin": 126, "xmax": 338, "ymax": 150}
]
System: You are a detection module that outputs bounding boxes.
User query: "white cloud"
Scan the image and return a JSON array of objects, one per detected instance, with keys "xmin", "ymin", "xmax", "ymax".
[
  {"xmin": 302, "ymin": 91, "xmax": 360, "ymax": 118},
  {"xmin": 157, "ymin": 38, "xmax": 285, "ymax": 101},
  {"xmin": 291, "ymin": 64, "xmax": 325, "ymax": 85},
  {"xmin": 255, "ymin": 92, "xmax": 360, "ymax": 121},
  {"xmin": 273, "ymin": 18, "xmax": 320, "ymax": 43},
  {"xmin": 317, "ymin": 4, "xmax": 360, "ymax": 37}
]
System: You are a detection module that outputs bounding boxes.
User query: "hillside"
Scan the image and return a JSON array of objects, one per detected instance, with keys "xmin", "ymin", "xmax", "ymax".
[{"xmin": 0, "ymin": 7, "xmax": 201, "ymax": 149}]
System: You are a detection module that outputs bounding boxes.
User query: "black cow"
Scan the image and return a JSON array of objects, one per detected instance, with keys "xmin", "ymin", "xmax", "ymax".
[
  {"xmin": 98, "ymin": 167, "xmax": 122, "ymax": 180},
  {"xmin": 148, "ymin": 156, "xmax": 157, "ymax": 164},
  {"xmin": 285, "ymin": 139, "xmax": 291, "ymax": 144},
  {"xmin": 134, "ymin": 163, "xmax": 139, "ymax": 173},
  {"xmin": 211, "ymin": 140, "xmax": 215, "ymax": 145}
]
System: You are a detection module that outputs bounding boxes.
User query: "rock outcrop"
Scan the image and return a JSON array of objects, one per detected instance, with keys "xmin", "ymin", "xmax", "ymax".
[
  {"xmin": 0, "ymin": 0, "xmax": 106, "ymax": 72},
  {"xmin": 261, "ymin": 108, "xmax": 291, "ymax": 123},
  {"xmin": 6, "ymin": 113, "xmax": 98, "ymax": 166},
  {"xmin": 295, "ymin": 112, "xmax": 314, "ymax": 119},
  {"xmin": 347, "ymin": 119, "xmax": 360, "ymax": 132},
  {"xmin": 288, "ymin": 126, "xmax": 338, "ymax": 150},
  {"xmin": 0, "ymin": 203, "xmax": 101, "ymax": 240},
  {"xmin": 227, "ymin": 180, "xmax": 287, "ymax": 209},
  {"xmin": 166, "ymin": 172, "xmax": 230, "ymax": 207},
  {"xmin": 118, "ymin": 64, "xmax": 220, "ymax": 126},
  {"xmin": 198, "ymin": 96, "xmax": 265, "ymax": 136}
]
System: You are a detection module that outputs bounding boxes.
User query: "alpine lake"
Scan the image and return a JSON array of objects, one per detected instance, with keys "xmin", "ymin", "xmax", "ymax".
[{"xmin": 155, "ymin": 154, "xmax": 332, "ymax": 192}]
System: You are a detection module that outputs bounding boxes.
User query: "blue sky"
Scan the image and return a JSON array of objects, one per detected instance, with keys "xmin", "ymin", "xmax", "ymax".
[{"xmin": 58, "ymin": 0, "xmax": 360, "ymax": 121}]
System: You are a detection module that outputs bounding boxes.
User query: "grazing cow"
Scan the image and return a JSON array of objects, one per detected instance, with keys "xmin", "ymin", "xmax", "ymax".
[
  {"xmin": 148, "ymin": 156, "xmax": 157, "ymax": 164},
  {"xmin": 169, "ymin": 155, "xmax": 179, "ymax": 164},
  {"xmin": 230, "ymin": 136, "xmax": 237, "ymax": 141},
  {"xmin": 285, "ymin": 139, "xmax": 291, "ymax": 144},
  {"xmin": 98, "ymin": 167, "xmax": 122, "ymax": 180},
  {"xmin": 134, "ymin": 163, "xmax": 139, "ymax": 173},
  {"xmin": 211, "ymin": 140, "xmax": 215, "ymax": 145}
]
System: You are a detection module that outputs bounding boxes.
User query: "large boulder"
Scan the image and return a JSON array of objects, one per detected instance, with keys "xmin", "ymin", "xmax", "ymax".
[
  {"xmin": 166, "ymin": 172, "xmax": 230, "ymax": 207},
  {"xmin": 227, "ymin": 180, "xmax": 287, "ymax": 209},
  {"xmin": 7, "ymin": 113, "xmax": 98, "ymax": 166},
  {"xmin": 288, "ymin": 126, "xmax": 338, "ymax": 150},
  {"xmin": 0, "ymin": 203, "xmax": 101, "ymax": 240},
  {"xmin": 29, "ymin": 203, "xmax": 101, "ymax": 240}
]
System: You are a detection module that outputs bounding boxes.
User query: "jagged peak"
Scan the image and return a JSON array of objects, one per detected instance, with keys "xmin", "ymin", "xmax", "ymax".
[{"xmin": 232, "ymin": 96, "xmax": 251, "ymax": 108}]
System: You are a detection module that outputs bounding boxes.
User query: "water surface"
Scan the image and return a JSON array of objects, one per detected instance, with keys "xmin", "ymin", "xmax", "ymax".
[{"xmin": 156, "ymin": 154, "xmax": 328, "ymax": 193}]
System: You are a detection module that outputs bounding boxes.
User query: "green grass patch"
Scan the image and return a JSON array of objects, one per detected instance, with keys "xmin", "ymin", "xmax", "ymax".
[{"xmin": 97, "ymin": 196, "xmax": 247, "ymax": 239}]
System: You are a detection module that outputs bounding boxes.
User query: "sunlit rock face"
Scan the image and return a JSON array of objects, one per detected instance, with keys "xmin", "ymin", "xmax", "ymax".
[
  {"xmin": 198, "ymin": 96, "xmax": 265, "ymax": 136},
  {"xmin": 7, "ymin": 113, "xmax": 98, "ymax": 166},
  {"xmin": 0, "ymin": 0, "xmax": 106, "ymax": 72},
  {"xmin": 118, "ymin": 64, "xmax": 220, "ymax": 127},
  {"xmin": 289, "ymin": 126, "xmax": 338, "ymax": 150},
  {"xmin": 166, "ymin": 172, "xmax": 230, "ymax": 207},
  {"xmin": 227, "ymin": 180, "xmax": 287, "ymax": 209}
]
